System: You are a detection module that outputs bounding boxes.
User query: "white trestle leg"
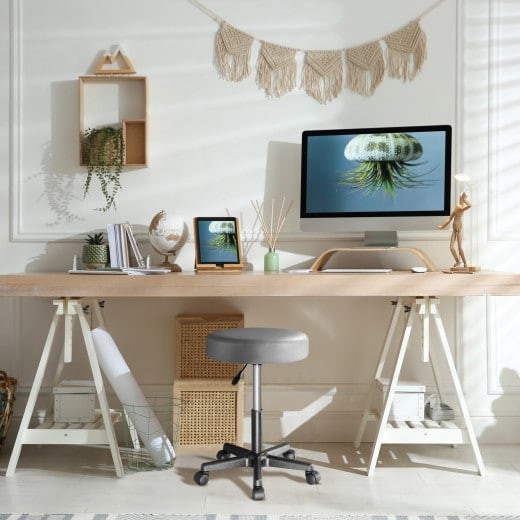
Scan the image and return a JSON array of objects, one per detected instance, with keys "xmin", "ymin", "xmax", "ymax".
[
  {"xmin": 6, "ymin": 297, "xmax": 124, "ymax": 477},
  {"xmin": 354, "ymin": 296, "xmax": 485, "ymax": 477}
]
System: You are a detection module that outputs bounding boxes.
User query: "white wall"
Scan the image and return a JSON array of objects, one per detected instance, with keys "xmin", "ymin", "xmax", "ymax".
[
  {"xmin": 457, "ymin": 0, "xmax": 520, "ymax": 442},
  {"xmin": 5, "ymin": 0, "xmax": 500, "ymax": 445}
]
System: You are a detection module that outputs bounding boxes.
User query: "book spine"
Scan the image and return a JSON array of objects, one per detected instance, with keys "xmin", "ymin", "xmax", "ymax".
[
  {"xmin": 124, "ymin": 223, "xmax": 145, "ymax": 267},
  {"xmin": 117, "ymin": 224, "xmax": 130, "ymax": 268},
  {"xmin": 106, "ymin": 224, "xmax": 120, "ymax": 268}
]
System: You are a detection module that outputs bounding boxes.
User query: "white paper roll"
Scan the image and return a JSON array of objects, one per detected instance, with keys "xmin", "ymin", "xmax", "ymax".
[{"xmin": 91, "ymin": 327, "xmax": 175, "ymax": 466}]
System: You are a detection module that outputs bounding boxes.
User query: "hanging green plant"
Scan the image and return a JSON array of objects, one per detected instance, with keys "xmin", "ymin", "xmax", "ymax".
[{"xmin": 82, "ymin": 126, "xmax": 125, "ymax": 212}]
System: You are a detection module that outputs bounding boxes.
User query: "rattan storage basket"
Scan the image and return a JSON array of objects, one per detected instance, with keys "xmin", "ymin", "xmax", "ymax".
[
  {"xmin": 174, "ymin": 314, "xmax": 245, "ymax": 449},
  {"xmin": 174, "ymin": 314, "xmax": 244, "ymax": 379},
  {"xmin": 173, "ymin": 379, "xmax": 244, "ymax": 448}
]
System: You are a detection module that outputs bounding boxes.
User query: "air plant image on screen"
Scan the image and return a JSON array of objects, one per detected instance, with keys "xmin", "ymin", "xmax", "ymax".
[
  {"xmin": 340, "ymin": 133, "xmax": 433, "ymax": 196},
  {"xmin": 208, "ymin": 220, "xmax": 238, "ymax": 253}
]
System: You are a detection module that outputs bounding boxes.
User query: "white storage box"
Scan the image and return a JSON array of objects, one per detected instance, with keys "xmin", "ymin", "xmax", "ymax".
[
  {"xmin": 376, "ymin": 377, "xmax": 425, "ymax": 421},
  {"xmin": 53, "ymin": 380, "xmax": 96, "ymax": 423}
]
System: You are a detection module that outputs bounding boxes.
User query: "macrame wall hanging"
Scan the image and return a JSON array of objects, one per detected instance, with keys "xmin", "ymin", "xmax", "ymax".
[{"xmin": 189, "ymin": 0, "xmax": 446, "ymax": 105}]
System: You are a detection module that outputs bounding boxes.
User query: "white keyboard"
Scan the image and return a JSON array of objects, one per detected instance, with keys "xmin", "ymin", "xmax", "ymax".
[{"xmin": 321, "ymin": 268, "xmax": 392, "ymax": 273}]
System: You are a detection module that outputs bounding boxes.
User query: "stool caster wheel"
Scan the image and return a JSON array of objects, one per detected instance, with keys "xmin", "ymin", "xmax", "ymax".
[
  {"xmin": 252, "ymin": 485, "xmax": 265, "ymax": 500},
  {"xmin": 216, "ymin": 449, "xmax": 230, "ymax": 460},
  {"xmin": 283, "ymin": 449, "xmax": 296, "ymax": 460},
  {"xmin": 194, "ymin": 471, "xmax": 209, "ymax": 486},
  {"xmin": 305, "ymin": 470, "xmax": 321, "ymax": 485}
]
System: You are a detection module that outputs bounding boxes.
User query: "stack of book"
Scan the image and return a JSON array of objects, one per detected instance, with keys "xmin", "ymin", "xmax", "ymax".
[
  {"xmin": 69, "ymin": 223, "xmax": 170, "ymax": 274},
  {"xmin": 107, "ymin": 223, "xmax": 145, "ymax": 268}
]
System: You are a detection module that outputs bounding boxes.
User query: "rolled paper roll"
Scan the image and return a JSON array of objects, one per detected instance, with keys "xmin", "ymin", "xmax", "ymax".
[{"xmin": 91, "ymin": 327, "xmax": 175, "ymax": 466}]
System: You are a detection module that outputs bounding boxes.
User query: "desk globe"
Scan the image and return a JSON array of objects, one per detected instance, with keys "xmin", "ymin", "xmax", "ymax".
[{"xmin": 148, "ymin": 211, "xmax": 188, "ymax": 272}]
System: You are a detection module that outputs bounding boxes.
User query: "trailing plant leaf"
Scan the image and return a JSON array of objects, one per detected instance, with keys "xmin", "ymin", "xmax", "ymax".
[{"xmin": 82, "ymin": 126, "xmax": 125, "ymax": 212}]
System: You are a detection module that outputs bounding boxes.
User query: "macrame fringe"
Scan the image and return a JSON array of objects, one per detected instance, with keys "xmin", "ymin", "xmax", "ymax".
[
  {"xmin": 256, "ymin": 42, "xmax": 297, "ymax": 98},
  {"xmin": 301, "ymin": 51, "xmax": 343, "ymax": 105},
  {"xmin": 346, "ymin": 41, "xmax": 385, "ymax": 97},
  {"xmin": 209, "ymin": 14, "xmax": 431, "ymax": 102},
  {"xmin": 215, "ymin": 22, "xmax": 254, "ymax": 82},
  {"xmin": 384, "ymin": 20, "xmax": 427, "ymax": 81}
]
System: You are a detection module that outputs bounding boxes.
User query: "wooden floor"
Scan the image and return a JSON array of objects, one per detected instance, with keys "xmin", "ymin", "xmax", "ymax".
[{"xmin": 1, "ymin": 442, "xmax": 520, "ymax": 515}]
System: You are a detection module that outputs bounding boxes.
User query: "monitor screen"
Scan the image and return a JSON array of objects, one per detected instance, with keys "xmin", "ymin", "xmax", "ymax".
[{"xmin": 300, "ymin": 125, "xmax": 452, "ymax": 238}]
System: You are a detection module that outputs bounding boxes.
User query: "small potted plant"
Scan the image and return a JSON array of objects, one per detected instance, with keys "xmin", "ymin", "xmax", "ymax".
[
  {"xmin": 82, "ymin": 126, "xmax": 125, "ymax": 212},
  {"xmin": 82, "ymin": 232, "xmax": 109, "ymax": 269}
]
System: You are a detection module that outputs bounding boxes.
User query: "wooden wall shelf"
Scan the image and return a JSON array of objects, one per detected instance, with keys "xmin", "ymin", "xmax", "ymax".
[{"xmin": 79, "ymin": 75, "xmax": 148, "ymax": 167}]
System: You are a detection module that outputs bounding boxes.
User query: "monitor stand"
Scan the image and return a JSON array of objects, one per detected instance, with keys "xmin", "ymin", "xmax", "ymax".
[
  {"xmin": 363, "ymin": 231, "xmax": 398, "ymax": 247},
  {"xmin": 309, "ymin": 242, "xmax": 437, "ymax": 272}
]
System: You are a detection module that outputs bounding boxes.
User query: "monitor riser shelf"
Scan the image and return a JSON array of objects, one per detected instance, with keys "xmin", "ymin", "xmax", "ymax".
[{"xmin": 310, "ymin": 247, "xmax": 437, "ymax": 272}]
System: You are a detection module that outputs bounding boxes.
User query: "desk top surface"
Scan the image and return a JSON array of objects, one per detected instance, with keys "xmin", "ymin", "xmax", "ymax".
[{"xmin": 1, "ymin": 270, "xmax": 520, "ymax": 298}]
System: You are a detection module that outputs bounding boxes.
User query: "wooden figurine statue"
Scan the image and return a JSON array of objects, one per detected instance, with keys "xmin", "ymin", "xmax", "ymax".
[{"xmin": 438, "ymin": 191, "xmax": 477, "ymax": 271}]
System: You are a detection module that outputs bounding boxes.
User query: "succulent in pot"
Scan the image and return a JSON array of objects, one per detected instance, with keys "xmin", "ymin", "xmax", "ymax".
[{"xmin": 82, "ymin": 232, "xmax": 109, "ymax": 269}]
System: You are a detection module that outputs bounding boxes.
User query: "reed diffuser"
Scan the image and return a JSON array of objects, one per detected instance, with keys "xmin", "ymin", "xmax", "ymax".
[{"xmin": 251, "ymin": 197, "xmax": 293, "ymax": 272}]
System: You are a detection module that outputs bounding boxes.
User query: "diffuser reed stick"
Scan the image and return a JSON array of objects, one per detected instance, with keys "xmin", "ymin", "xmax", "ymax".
[{"xmin": 251, "ymin": 197, "xmax": 293, "ymax": 251}]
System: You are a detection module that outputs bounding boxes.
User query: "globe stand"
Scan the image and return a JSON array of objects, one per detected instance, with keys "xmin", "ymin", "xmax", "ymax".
[
  {"xmin": 148, "ymin": 211, "xmax": 188, "ymax": 272},
  {"xmin": 161, "ymin": 253, "xmax": 182, "ymax": 272}
]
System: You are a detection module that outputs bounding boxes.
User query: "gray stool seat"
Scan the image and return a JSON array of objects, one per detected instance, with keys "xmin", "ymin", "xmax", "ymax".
[
  {"xmin": 194, "ymin": 326, "xmax": 321, "ymax": 500},
  {"xmin": 206, "ymin": 327, "xmax": 308, "ymax": 364}
]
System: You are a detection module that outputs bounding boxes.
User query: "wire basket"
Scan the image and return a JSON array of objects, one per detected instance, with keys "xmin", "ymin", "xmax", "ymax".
[
  {"xmin": 119, "ymin": 395, "xmax": 182, "ymax": 471},
  {"xmin": 0, "ymin": 370, "xmax": 17, "ymax": 450}
]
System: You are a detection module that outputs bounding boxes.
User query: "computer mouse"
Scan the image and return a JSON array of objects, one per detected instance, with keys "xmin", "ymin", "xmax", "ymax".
[{"xmin": 411, "ymin": 266, "xmax": 427, "ymax": 273}]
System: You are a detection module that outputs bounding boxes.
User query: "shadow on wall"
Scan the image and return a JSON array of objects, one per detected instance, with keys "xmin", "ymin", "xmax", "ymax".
[
  {"xmin": 37, "ymin": 141, "xmax": 84, "ymax": 226},
  {"xmin": 24, "ymin": 237, "xmax": 85, "ymax": 273},
  {"xmin": 480, "ymin": 367, "xmax": 520, "ymax": 443},
  {"xmin": 264, "ymin": 140, "xmax": 301, "ymax": 234},
  {"xmin": 24, "ymin": 80, "xmax": 84, "ymax": 226},
  {"xmin": 262, "ymin": 140, "xmax": 324, "ymax": 269}
]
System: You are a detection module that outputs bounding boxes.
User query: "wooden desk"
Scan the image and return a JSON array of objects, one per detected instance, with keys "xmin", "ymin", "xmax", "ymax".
[
  {"xmin": 2, "ymin": 270, "xmax": 520, "ymax": 477},
  {"xmin": 1, "ymin": 270, "xmax": 520, "ymax": 298}
]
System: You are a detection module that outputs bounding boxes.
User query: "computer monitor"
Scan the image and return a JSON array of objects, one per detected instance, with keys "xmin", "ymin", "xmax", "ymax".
[{"xmin": 300, "ymin": 125, "xmax": 452, "ymax": 245}]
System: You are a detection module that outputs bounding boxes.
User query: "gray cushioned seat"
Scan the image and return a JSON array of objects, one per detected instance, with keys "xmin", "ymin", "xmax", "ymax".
[{"xmin": 206, "ymin": 327, "xmax": 309, "ymax": 364}]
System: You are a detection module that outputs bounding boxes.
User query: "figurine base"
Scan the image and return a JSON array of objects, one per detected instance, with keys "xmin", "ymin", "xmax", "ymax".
[
  {"xmin": 451, "ymin": 265, "xmax": 480, "ymax": 273},
  {"xmin": 443, "ymin": 265, "xmax": 481, "ymax": 274}
]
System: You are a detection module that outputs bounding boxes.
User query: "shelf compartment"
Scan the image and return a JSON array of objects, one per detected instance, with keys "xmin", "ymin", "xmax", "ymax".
[
  {"xmin": 79, "ymin": 75, "xmax": 148, "ymax": 167},
  {"xmin": 365, "ymin": 410, "xmax": 469, "ymax": 444},
  {"xmin": 123, "ymin": 119, "xmax": 147, "ymax": 166},
  {"xmin": 382, "ymin": 419, "xmax": 469, "ymax": 444},
  {"xmin": 21, "ymin": 410, "xmax": 122, "ymax": 445}
]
